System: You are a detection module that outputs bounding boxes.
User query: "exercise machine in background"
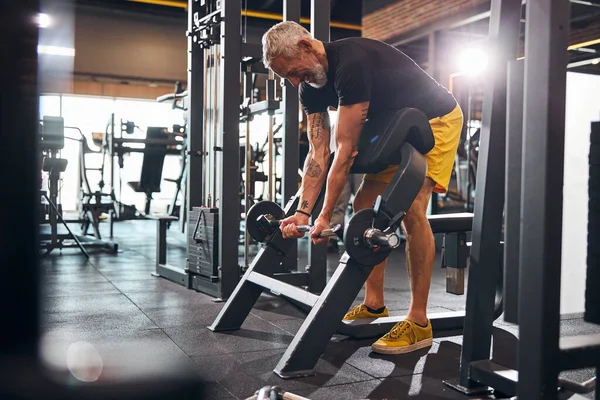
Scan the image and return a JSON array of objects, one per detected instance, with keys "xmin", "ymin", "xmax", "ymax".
[
  {"xmin": 82, "ymin": 111, "xmax": 187, "ymax": 223},
  {"xmin": 153, "ymin": 0, "xmax": 300, "ymax": 301},
  {"xmin": 39, "ymin": 116, "xmax": 118, "ymax": 257},
  {"xmin": 157, "ymin": 82, "xmax": 189, "ymax": 230}
]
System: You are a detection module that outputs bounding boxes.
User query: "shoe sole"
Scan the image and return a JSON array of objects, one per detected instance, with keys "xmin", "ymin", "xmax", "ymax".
[{"xmin": 371, "ymin": 338, "xmax": 433, "ymax": 355}]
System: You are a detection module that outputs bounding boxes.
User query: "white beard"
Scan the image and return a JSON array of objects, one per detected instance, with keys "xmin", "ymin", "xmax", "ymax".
[{"xmin": 308, "ymin": 64, "xmax": 327, "ymax": 88}]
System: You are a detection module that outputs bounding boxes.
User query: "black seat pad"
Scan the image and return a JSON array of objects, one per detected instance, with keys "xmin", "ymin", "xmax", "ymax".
[
  {"xmin": 428, "ymin": 212, "xmax": 473, "ymax": 233},
  {"xmin": 350, "ymin": 108, "xmax": 435, "ymax": 175}
]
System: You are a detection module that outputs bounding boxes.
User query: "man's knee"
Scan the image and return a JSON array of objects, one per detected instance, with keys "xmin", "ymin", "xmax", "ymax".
[
  {"xmin": 402, "ymin": 179, "xmax": 435, "ymax": 233},
  {"xmin": 352, "ymin": 190, "xmax": 372, "ymax": 212},
  {"xmin": 352, "ymin": 180, "xmax": 387, "ymax": 212},
  {"xmin": 403, "ymin": 206, "xmax": 428, "ymax": 234}
]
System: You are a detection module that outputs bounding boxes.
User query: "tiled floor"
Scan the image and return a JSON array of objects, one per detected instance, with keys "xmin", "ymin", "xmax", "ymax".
[{"xmin": 39, "ymin": 219, "xmax": 598, "ymax": 399}]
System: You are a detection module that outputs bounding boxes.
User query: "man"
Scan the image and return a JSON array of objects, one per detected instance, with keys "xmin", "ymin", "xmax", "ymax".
[{"xmin": 262, "ymin": 21, "xmax": 463, "ymax": 355}]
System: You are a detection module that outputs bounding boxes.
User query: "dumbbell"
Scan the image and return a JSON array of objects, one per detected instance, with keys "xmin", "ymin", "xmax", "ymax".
[
  {"xmin": 246, "ymin": 200, "xmax": 341, "ymax": 243},
  {"xmin": 256, "ymin": 213, "xmax": 341, "ymax": 238}
]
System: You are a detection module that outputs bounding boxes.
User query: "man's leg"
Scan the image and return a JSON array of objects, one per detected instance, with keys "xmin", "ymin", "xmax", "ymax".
[
  {"xmin": 403, "ymin": 178, "xmax": 436, "ymax": 326},
  {"xmin": 348, "ymin": 177, "xmax": 435, "ymax": 313},
  {"xmin": 371, "ymin": 104, "xmax": 463, "ymax": 354},
  {"xmin": 352, "ymin": 179, "xmax": 388, "ymax": 309}
]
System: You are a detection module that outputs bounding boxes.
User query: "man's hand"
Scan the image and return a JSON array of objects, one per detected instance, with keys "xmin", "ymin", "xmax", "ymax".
[
  {"xmin": 309, "ymin": 215, "xmax": 332, "ymax": 246},
  {"xmin": 280, "ymin": 213, "xmax": 310, "ymax": 239}
]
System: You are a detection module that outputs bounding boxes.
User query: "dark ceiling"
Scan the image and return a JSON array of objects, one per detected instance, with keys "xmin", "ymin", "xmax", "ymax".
[
  {"xmin": 75, "ymin": 0, "xmax": 600, "ymax": 74},
  {"xmin": 75, "ymin": 0, "xmax": 362, "ymax": 29}
]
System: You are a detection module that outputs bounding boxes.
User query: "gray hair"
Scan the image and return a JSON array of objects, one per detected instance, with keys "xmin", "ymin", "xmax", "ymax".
[{"xmin": 262, "ymin": 21, "xmax": 312, "ymax": 68}]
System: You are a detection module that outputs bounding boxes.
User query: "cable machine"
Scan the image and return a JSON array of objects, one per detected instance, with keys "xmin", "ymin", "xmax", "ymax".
[{"xmin": 154, "ymin": 0, "xmax": 318, "ymax": 300}]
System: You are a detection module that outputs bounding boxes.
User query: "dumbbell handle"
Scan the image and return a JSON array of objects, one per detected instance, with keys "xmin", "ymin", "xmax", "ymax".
[
  {"xmin": 295, "ymin": 224, "xmax": 340, "ymax": 238},
  {"xmin": 259, "ymin": 214, "xmax": 341, "ymax": 238}
]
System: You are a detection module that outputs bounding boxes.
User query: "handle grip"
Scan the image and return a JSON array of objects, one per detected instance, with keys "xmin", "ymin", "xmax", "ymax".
[{"xmin": 296, "ymin": 224, "xmax": 340, "ymax": 238}]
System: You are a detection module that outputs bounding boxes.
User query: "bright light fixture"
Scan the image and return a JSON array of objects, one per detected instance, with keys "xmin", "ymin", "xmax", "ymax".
[
  {"xmin": 36, "ymin": 13, "xmax": 51, "ymax": 28},
  {"xmin": 37, "ymin": 45, "xmax": 75, "ymax": 57},
  {"xmin": 592, "ymin": 58, "xmax": 600, "ymax": 65},
  {"xmin": 457, "ymin": 47, "xmax": 488, "ymax": 76}
]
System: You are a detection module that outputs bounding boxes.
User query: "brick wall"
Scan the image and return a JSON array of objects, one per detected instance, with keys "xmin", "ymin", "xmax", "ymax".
[{"xmin": 363, "ymin": 0, "xmax": 489, "ymax": 41}]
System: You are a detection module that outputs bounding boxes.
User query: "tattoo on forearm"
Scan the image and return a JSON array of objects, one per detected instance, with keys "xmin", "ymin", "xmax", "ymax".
[
  {"xmin": 300, "ymin": 200, "xmax": 309, "ymax": 209},
  {"xmin": 306, "ymin": 158, "xmax": 322, "ymax": 178},
  {"xmin": 309, "ymin": 113, "xmax": 327, "ymax": 140},
  {"xmin": 360, "ymin": 108, "xmax": 368, "ymax": 125}
]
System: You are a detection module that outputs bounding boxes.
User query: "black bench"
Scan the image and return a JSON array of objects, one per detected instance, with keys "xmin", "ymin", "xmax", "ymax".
[{"xmin": 429, "ymin": 212, "xmax": 474, "ymax": 295}]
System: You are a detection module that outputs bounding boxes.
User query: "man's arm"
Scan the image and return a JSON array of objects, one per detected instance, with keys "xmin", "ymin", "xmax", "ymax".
[
  {"xmin": 319, "ymin": 102, "xmax": 369, "ymax": 221},
  {"xmin": 296, "ymin": 111, "xmax": 331, "ymax": 216}
]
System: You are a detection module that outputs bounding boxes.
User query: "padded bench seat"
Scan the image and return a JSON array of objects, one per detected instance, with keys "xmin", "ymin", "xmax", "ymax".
[{"xmin": 428, "ymin": 212, "xmax": 473, "ymax": 233}]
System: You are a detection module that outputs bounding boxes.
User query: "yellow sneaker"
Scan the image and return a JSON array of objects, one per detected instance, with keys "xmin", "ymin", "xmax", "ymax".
[
  {"xmin": 371, "ymin": 319, "xmax": 433, "ymax": 355},
  {"xmin": 342, "ymin": 304, "xmax": 389, "ymax": 321}
]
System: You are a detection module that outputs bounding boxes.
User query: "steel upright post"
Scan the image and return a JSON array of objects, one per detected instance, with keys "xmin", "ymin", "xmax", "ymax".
[
  {"xmin": 186, "ymin": 0, "xmax": 205, "ymax": 210},
  {"xmin": 457, "ymin": 0, "xmax": 521, "ymax": 389},
  {"xmin": 281, "ymin": 0, "xmax": 301, "ymax": 273},
  {"xmin": 307, "ymin": 0, "xmax": 331, "ymax": 292},
  {"xmin": 218, "ymin": 0, "xmax": 242, "ymax": 299},
  {"xmin": 1, "ymin": 0, "xmax": 40, "ymax": 358},
  {"xmin": 518, "ymin": 0, "xmax": 569, "ymax": 398},
  {"xmin": 503, "ymin": 59, "xmax": 524, "ymax": 324}
]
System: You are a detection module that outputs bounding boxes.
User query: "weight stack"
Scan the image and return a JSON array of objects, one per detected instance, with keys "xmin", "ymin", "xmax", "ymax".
[
  {"xmin": 586, "ymin": 122, "xmax": 600, "ymax": 324},
  {"xmin": 188, "ymin": 207, "xmax": 219, "ymax": 283}
]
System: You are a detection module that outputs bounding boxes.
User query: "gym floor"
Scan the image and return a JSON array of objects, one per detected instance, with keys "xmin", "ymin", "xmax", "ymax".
[{"xmin": 40, "ymin": 220, "xmax": 598, "ymax": 400}]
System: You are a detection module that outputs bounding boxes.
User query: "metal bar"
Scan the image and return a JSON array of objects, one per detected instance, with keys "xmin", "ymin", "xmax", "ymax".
[
  {"xmin": 212, "ymin": 44, "xmax": 220, "ymax": 200},
  {"xmin": 157, "ymin": 219, "xmax": 167, "ymax": 265},
  {"xmin": 518, "ymin": 0, "xmax": 570, "ymax": 398},
  {"xmin": 503, "ymin": 59, "xmax": 524, "ymax": 324},
  {"xmin": 458, "ymin": 0, "xmax": 522, "ymax": 389},
  {"xmin": 274, "ymin": 254, "xmax": 373, "ymax": 378},
  {"xmin": 219, "ymin": 0, "xmax": 242, "ymax": 300},
  {"xmin": 311, "ymin": 0, "xmax": 330, "ymax": 41},
  {"xmin": 43, "ymin": 193, "xmax": 90, "ymax": 258},
  {"xmin": 209, "ymin": 230, "xmax": 298, "ymax": 331},
  {"xmin": 559, "ymin": 334, "xmax": 600, "ymax": 370},
  {"xmin": 1, "ymin": 0, "xmax": 38, "ymax": 360},
  {"xmin": 427, "ymin": 32, "xmax": 436, "ymax": 76},
  {"xmin": 272, "ymin": 272, "xmax": 310, "ymax": 287},
  {"xmin": 267, "ymin": 70, "xmax": 275, "ymax": 202},
  {"xmin": 187, "ymin": 0, "xmax": 204, "ymax": 209},
  {"xmin": 247, "ymin": 272, "xmax": 318, "ymax": 308},
  {"xmin": 156, "ymin": 263, "xmax": 189, "ymax": 287},
  {"xmin": 281, "ymin": 0, "xmax": 301, "ymax": 274},
  {"xmin": 587, "ymin": 121, "xmax": 600, "ymax": 325},
  {"xmin": 244, "ymin": 68, "xmax": 252, "ymax": 270},
  {"xmin": 469, "ymin": 361, "xmax": 518, "ymax": 397},
  {"xmin": 308, "ymin": 192, "xmax": 327, "ymax": 293}
]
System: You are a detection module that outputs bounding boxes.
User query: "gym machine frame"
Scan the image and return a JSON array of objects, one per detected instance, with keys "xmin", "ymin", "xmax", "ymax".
[
  {"xmin": 39, "ymin": 116, "xmax": 118, "ymax": 257},
  {"xmin": 154, "ymin": 0, "xmax": 310, "ymax": 300},
  {"xmin": 444, "ymin": 0, "xmax": 599, "ymax": 398},
  {"xmin": 209, "ymin": 106, "xmax": 504, "ymax": 378}
]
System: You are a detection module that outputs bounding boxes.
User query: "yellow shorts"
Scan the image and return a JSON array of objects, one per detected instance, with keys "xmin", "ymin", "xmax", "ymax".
[{"xmin": 363, "ymin": 104, "xmax": 464, "ymax": 194}]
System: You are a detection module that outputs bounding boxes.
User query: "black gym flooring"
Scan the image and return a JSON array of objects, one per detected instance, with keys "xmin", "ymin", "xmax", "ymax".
[{"xmin": 40, "ymin": 220, "xmax": 598, "ymax": 399}]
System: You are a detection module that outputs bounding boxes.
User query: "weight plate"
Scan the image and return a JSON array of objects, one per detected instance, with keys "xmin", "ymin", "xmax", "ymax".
[
  {"xmin": 246, "ymin": 201, "xmax": 285, "ymax": 243},
  {"xmin": 343, "ymin": 208, "xmax": 393, "ymax": 266}
]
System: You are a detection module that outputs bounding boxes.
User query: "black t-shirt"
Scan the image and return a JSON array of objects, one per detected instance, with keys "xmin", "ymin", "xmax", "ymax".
[{"xmin": 299, "ymin": 37, "xmax": 456, "ymax": 120}]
